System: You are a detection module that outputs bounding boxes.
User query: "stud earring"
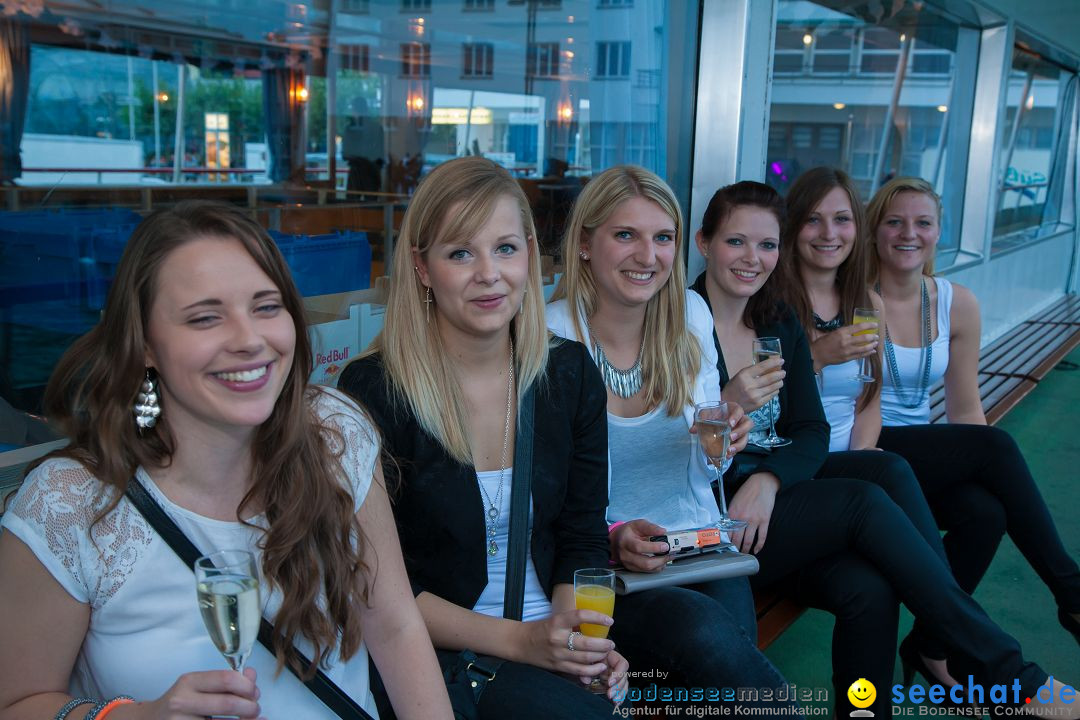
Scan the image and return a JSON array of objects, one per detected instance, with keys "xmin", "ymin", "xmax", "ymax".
[
  {"xmin": 579, "ymin": 251, "xmax": 589, "ymax": 261},
  {"xmin": 133, "ymin": 369, "xmax": 161, "ymax": 430},
  {"xmin": 425, "ymin": 286, "xmax": 432, "ymax": 323}
]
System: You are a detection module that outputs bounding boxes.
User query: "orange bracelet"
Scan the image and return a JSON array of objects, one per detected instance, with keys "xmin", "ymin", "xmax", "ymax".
[{"xmin": 88, "ymin": 696, "xmax": 134, "ymax": 720}]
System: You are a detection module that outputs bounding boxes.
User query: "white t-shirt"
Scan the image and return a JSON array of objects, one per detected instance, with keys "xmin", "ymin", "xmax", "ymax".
[
  {"xmin": 606, "ymin": 406, "xmax": 720, "ymax": 530},
  {"xmin": 818, "ymin": 359, "xmax": 863, "ymax": 452},
  {"xmin": 470, "ymin": 468, "xmax": 552, "ymax": 622},
  {"xmin": 2, "ymin": 388, "xmax": 381, "ymax": 719}
]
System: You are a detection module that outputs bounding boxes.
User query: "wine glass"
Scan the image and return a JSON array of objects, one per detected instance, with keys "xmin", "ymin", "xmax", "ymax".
[
  {"xmin": 693, "ymin": 401, "xmax": 747, "ymax": 531},
  {"xmin": 195, "ymin": 550, "xmax": 261, "ymax": 672},
  {"xmin": 851, "ymin": 307, "xmax": 880, "ymax": 383},
  {"xmin": 751, "ymin": 337, "xmax": 791, "ymax": 448},
  {"xmin": 574, "ymin": 568, "xmax": 615, "ymax": 694}
]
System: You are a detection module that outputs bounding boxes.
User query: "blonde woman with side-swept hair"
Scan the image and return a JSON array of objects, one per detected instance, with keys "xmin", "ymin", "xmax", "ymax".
[
  {"xmin": 339, "ymin": 157, "xmax": 629, "ymax": 719},
  {"xmin": 865, "ymin": 177, "xmax": 1080, "ymax": 675},
  {"xmin": 547, "ymin": 166, "xmax": 806, "ymax": 716}
]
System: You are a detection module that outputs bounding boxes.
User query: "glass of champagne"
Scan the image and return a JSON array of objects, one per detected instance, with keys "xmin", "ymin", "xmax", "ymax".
[
  {"xmin": 752, "ymin": 337, "xmax": 791, "ymax": 448},
  {"xmin": 195, "ymin": 550, "xmax": 261, "ymax": 672},
  {"xmin": 574, "ymin": 568, "xmax": 616, "ymax": 694},
  {"xmin": 851, "ymin": 307, "xmax": 880, "ymax": 383},
  {"xmin": 694, "ymin": 401, "xmax": 747, "ymax": 531}
]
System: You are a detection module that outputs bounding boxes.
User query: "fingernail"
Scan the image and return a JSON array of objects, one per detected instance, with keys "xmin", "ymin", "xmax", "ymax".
[{"xmin": 661, "ymin": 543, "xmax": 670, "ymax": 553}]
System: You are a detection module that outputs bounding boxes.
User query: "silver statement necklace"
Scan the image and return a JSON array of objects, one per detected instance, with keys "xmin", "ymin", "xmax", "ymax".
[
  {"xmin": 588, "ymin": 319, "xmax": 645, "ymax": 399},
  {"xmin": 477, "ymin": 339, "xmax": 514, "ymax": 556}
]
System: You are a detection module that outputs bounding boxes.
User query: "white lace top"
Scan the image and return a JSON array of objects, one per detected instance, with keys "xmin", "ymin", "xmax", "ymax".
[{"xmin": 1, "ymin": 387, "xmax": 381, "ymax": 719}]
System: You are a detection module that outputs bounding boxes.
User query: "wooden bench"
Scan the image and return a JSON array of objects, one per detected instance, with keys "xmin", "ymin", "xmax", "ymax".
[{"xmin": 753, "ymin": 293, "xmax": 1080, "ymax": 649}]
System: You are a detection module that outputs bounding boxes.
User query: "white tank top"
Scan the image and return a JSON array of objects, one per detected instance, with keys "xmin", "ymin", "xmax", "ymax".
[
  {"xmin": 818, "ymin": 359, "xmax": 863, "ymax": 452},
  {"xmin": 881, "ymin": 276, "xmax": 952, "ymax": 426}
]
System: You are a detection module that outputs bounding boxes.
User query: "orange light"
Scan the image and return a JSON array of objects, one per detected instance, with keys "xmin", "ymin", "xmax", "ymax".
[
  {"xmin": 558, "ymin": 104, "xmax": 573, "ymax": 121},
  {"xmin": 157, "ymin": 92, "xmax": 169, "ymax": 103},
  {"xmin": 565, "ymin": 50, "xmax": 574, "ymax": 59},
  {"xmin": 409, "ymin": 95, "xmax": 425, "ymax": 112},
  {"xmin": 296, "ymin": 86, "xmax": 309, "ymax": 102},
  {"xmin": 833, "ymin": 102, "xmax": 845, "ymax": 110}
]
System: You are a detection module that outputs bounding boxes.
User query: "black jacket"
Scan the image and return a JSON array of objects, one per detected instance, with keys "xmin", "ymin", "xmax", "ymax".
[
  {"xmin": 337, "ymin": 339, "xmax": 610, "ymax": 611},
  {"xmin": 691, "ymin": 273, "xmax": 830, "ymax": 490}
]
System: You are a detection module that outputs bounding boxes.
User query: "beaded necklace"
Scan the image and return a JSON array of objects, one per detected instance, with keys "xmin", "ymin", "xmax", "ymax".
[{"xmin": 878, "ymin": 278, "xmax": 933, "ymax": 408}]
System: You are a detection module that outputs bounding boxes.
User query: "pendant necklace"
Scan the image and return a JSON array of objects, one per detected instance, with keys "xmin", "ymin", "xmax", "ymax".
[{"xmin": 477, "ymin": 339, "xmax": 514, "ymax": 556}]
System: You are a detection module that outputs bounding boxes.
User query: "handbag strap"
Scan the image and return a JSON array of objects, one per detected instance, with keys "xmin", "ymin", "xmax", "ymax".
[
  {"xmin": 124, "ymin": 478, "xmax": 375, "ymax": 720},
  {"xmin": 502, "ymin": 383, "xmax": 535, "ymax": 621}
]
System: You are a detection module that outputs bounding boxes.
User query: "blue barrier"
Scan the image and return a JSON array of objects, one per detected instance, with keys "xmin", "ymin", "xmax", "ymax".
[{"xmin": 270, "ymin": 230, "xmax": 372, "ymax": 297}]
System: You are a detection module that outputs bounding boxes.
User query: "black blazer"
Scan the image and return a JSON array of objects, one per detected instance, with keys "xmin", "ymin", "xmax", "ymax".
[
  {"xmin": 337, "ymin": 339, "xmax": 610, "ymax": 611},
  {"xmin": 691, "ymin": 273, "xmax": 830, "ymax": 490}
]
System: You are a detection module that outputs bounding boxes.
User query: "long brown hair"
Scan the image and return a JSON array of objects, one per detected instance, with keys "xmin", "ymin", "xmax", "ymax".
[
  {"xmin": 369, "ymin": 156, "xmax": 549, "ymax": 465},
  {"xmin": 699, "ymin": 181, "xmax": 792, "ymax": 330},
  {"xmin": 551, "ymin": 164, "xmax": 699, "ymax": 416},
  {"xmin": 35, "ymin": 201, "xmax": 369, "ymax": 678},
  {"xmin": 782, "ymin": 167, "xmax": 881, "ymax": 410}
]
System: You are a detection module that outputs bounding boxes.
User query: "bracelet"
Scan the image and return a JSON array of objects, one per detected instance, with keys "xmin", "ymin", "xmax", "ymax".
[
  {"xmin": 86, "ymin": 696, "xmax": 135, "ymax": 720},
  {"xmin": 54, "ymin": 698, "xmax": 97, "ymax": 720}
]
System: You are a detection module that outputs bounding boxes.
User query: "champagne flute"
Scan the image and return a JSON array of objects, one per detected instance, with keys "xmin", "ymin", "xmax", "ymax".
[
  {"xmin": 574, "ymin": 568, "xmax": 615, "ymax": 694},
  {"xmin": 694, "ymin": 401, "xmax": 747, "ymax": 531},
  {"xmin": 851, "ymin": 307, "xmax": 880, "ymax": 383},
  {"xmin": 752, "ymin": 337, "xmax": 791, "ymax": 448},
  {"xmin": 195, "ymin": 550, "xmax": 261, "ymax": 672}
]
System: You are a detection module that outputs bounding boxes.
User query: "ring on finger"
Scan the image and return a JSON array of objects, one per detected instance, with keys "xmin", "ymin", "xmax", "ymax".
[{"xmin": 567, "ymin": 630, "xmax": 581, "ymax": 652}]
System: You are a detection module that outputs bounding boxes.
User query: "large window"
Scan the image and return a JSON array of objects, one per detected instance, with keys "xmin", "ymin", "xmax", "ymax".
[
  {"xmin": 767, "ymin": 0, "xmax": 979, "ymax": 259},
  {"xmin": 992, "ymin": 44, "xmax": 1078, "ymax": 250},
  {"xmin": 0, "ymin": 0, "xmax": 696, "ymax": 440}
]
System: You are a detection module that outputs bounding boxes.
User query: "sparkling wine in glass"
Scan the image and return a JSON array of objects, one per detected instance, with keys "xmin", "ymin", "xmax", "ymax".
[
  {"xmin": 694, "ymin": 401, "xmax": 747, "ymax": 531},
  {"xmin": 195, "ymin": 550, "xmax": 261, "ymax": 672},
  {"xmin": 574, "ymin": 568, "xmax": 616, "ymax": 693},
  {"xmin": 752, "ymin": 337, "xmax": 791, "ymax": 448},
  {"xmin": 851, "ymin": 307, "xmax": 880, "ymax": 383}
]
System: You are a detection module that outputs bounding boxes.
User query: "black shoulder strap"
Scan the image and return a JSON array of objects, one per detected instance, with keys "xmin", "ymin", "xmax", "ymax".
[
  {"xmin": 125, "ymin": 479, "xmax": 375, "ymax": 720},
  {"xmin": 503, "ymin": 383, "xmax": 535, "ymax": 621}
]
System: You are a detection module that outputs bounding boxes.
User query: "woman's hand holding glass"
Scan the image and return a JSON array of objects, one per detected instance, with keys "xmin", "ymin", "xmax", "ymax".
[
  {"xmin": 726, "ymin": 472, "xmax": 780, "ymax": 554},
  {"xmin": 723, "ymin": 356, "xmax": 785, "ymax": 415},
  {"xmin": 810, "ymin": 323, "xmax": 879, "ymax": 371},
  {"xmin": 138, "ymin": 668, "xmax": 262, "ymax": 719},
  {"xmin": 609, "ymin": 518, "xmax": 672, "ymax": 573},
  {"xmin": 516, "ymin": 608, "xmax": 627, "ymax": 702}
]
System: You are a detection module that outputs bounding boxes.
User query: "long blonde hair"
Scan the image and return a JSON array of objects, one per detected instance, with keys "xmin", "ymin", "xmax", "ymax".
[
  {"xmin": 551, "ymin": 165, "xmax": 698, "ymax": 415},
  {"xmin": 369, "ymin": 156, "xmax": 549, "ymax": 464},
  {"xmin": 866, "ymin": 176, "xmax": 941, "ymax": 278}
]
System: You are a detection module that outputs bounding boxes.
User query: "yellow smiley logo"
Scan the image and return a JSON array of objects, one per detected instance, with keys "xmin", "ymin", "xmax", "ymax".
[{"xmin": 847, "ymin": 678, "xmax": 876, "ymax": 709}]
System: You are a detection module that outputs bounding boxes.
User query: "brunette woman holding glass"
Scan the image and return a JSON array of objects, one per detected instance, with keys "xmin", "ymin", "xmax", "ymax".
[
  {"xmin": 0, "ymin": 201, "xmax": 451, "ymax": 720},
  {"xmin": 337, "ymin": 157, "xmax": 628, "ymax": 720},
  {"xmin": 690, "ymin": 179, "xmax": 1076, "ymax": 718},
  {"xmin": 865, "ymin": 177, "xmax": 1080, "ymax": 670}
]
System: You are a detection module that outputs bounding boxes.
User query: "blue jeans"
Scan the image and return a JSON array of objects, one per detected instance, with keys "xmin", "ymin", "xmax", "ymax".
[{"xmin": 611, "ymin": 576, "xmax": 804, "ymax": 716}]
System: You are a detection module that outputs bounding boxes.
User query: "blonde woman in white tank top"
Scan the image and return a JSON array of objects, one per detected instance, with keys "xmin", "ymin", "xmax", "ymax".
[{"xmin": 868, "ymin": 177, "xmax": 1080, "ymax": 687}]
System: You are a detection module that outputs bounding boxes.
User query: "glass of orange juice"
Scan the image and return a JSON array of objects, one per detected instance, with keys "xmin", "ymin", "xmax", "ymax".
[
  {"xmin": 852, "ymin": 307, "xmax": 880, "ymax": 382},
  {"xmin": 574, "ymin": 568, "xmax": 615, "ymax": 693}
]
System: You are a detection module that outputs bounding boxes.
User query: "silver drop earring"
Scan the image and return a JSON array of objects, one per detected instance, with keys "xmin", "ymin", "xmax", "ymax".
[
  {"xmin": 134, "ymin": 369, "xmax": 161, "ymax": 429},
  {"xmin": 425, "ymin": 286, "xmax": 432, "ymax": 323}
]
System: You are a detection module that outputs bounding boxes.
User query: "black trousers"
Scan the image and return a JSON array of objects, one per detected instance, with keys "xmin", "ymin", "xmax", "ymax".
[
  {"xmin": 879, "ymin": 424, "xmax": 1080, "ymax": 657},
  {"xmin": 738, "ymin": 451, "xmax": 1047, "ymax": 717}
]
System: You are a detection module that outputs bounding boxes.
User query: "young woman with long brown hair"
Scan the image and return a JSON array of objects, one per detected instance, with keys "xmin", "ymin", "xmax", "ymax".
[{"xmin": 0, "ymin": 202, "xmax": 451, "ymax": 720}]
